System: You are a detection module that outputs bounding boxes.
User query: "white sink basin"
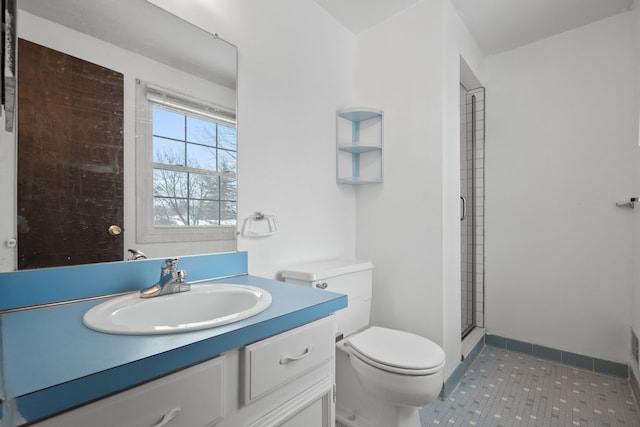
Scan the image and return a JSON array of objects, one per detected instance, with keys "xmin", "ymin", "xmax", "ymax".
[{"xmin": 83, "ymin": 283, "xmax": 272, "ymax": 335}]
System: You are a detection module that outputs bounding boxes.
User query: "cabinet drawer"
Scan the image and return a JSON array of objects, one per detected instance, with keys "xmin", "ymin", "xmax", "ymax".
[
  {"xmin": 34, "ymin": 356, "xmax": 225, "ymax": 427},
  {"xmin": 244, "ymin": 315, "xmax": 335, "ymax": 403}
]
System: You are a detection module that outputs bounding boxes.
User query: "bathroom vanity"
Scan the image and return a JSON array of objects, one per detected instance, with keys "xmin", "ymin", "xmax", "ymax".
[
  {"xmin": 32, "ymin": 316, "xmax": 336, "ymax": 427},
  {"xmin": 0, "ymin": 253, "xmax": 347, "ymax": 426}
]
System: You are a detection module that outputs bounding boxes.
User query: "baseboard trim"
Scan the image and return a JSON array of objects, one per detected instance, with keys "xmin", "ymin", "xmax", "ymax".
[
  {"xmin": 485, "ymin": 334, "xmax": 628, "ymax": 378},
  {"xmin": 440, "ymin": 332, "xmax": 485, "ymax": 399}
]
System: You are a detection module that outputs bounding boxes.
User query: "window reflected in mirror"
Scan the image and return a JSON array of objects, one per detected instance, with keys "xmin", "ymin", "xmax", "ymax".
[{"xmin": 136, "ymin": 80, "xmax": 237, "ymax": 244}]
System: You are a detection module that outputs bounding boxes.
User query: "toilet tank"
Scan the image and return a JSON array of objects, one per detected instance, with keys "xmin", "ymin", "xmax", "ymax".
[{"xmin": 281, "ymin": 260, "xmax": 373, "ymax": 337}]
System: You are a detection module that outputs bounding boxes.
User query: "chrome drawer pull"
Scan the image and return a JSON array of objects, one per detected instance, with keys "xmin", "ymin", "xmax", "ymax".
[
  {"xmin": 151, "ymin": 407, "xmax": 181, "ymax": 427},
  {"xmin": 279, "ymin": 345, "xmax": 314, "ymax": 365}
]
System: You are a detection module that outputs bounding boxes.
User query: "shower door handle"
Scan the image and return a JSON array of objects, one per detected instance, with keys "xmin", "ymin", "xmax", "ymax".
[{"xmin": 460, "ymin": 196, "xmax": 467, "ymax": 221}]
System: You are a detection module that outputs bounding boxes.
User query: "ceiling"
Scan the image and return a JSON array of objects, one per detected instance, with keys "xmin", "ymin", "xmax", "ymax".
[{"xmin": 313, "ymin": 0, "xmax": 635, "ymax": 55}]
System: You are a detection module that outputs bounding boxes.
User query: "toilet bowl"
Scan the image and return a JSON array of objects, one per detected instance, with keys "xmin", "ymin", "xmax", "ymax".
[
  {"xmin": 281, "ymin": 260, "xmax": 446, "ymax": 427},
  {"xmin": 347, "ymin": 326, "xmax": 445, "ymax": 407},
  {"xmin": 340, "ymin": 326, "xmax": 445, "ymax": 427}
]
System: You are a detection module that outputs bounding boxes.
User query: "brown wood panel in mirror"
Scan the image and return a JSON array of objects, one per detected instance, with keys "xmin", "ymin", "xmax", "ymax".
[{"xmin": 17, "ymin": 39, "xmax": 124, "ymax": 269}]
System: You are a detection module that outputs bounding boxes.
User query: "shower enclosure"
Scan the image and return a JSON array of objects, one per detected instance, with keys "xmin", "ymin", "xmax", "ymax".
[{"xmin": 460, "ymin": 85, "xmax": 485, "ymax": 338}]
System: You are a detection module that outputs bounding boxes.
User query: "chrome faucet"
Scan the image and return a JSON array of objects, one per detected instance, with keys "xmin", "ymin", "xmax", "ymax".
[
  {"xmin": 140, "ymin": 258, "xmax": 189, "ymax": 298},
  {"xmin": 127, "ymin": 248, "xmax": 147, "ymax": 260}
]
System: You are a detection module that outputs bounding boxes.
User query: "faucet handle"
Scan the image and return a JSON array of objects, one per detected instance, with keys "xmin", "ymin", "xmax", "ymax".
[
  {"xmin": 162, "ymin": 257, "xmax": 179, "ymax": 268},
  {"xmin": 160, "ymin": 258, "xmax": 179, "ymax": 275},
  {"xmin": 176, "ymin": 270, "xmax": 187, "ymax": 283}
]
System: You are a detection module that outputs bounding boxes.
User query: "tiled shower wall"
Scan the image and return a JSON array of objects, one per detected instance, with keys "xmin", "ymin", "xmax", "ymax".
[{"xmin": 460, "ymin": 85, "xmax": 485, "ymax": 335}]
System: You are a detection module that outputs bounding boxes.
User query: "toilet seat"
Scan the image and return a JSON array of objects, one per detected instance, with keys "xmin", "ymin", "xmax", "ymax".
[{"xmin": 347, "ymin": 326, "xmax": 446, "ymax": 376}]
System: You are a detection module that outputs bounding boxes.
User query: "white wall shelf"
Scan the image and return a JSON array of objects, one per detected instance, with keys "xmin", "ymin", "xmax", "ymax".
[{"xmin": 336, "ymin": 107, "xmax": 383, "ymax": 184}]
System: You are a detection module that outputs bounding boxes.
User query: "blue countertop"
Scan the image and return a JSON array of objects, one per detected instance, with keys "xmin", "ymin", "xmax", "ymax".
[{"xmin": 1, "ymin": 274, "xmax": 347, "ymax": 425}]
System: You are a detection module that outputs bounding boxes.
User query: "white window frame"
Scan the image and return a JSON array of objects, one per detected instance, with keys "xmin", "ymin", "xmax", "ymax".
[{"xmin": 135, "ymin": 79, "xmax": 237, "ymax": 244}]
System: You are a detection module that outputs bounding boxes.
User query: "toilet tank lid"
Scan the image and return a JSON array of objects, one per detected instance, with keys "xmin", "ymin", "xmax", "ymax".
[{"xmin": 281, "ymin": 259, "xmax": 373, "ymax": 281}]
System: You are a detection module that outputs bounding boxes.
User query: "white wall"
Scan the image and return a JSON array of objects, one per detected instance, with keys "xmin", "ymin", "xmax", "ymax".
[
  {"xmin": 355, "ymin": 0, "xmax": 446, "ymax": 369},
  {"xmin": 354, "ymin": 0, "xmax": 483, "ymax": 377},
  {"xmin": 229, "ymin": 0, "xmax": 358, "ymax": 278},
  {"xmin": 485, "ymin": 12, "xmax": 637, "ymax": 363}
]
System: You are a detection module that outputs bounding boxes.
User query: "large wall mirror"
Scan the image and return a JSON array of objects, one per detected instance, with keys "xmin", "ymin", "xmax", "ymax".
[{"xmin": 14, "ymin": 0, "xmax": 238, "ymax": 270}]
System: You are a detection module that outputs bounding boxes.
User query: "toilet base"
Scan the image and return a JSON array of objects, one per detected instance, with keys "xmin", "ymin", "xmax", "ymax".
[
  {"xmin": 336, "ymin": 400, "xmax": 420, "ymax": 427},
  {"xmin": 395, "ymin": 406, "xmax": 421, "ymax": 427},
  {"xmin": 336, "ymin": 341, "xmax": 423, "ymax": 427},
  {"xmin": 336, "ymin": 407, "xmax": 371, "ymax": 427}
]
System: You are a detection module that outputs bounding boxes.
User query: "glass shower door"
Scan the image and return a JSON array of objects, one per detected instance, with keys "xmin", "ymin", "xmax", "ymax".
[{"xmin": 460, "ymin": 85, "xmax": 485, "ymax": 339}]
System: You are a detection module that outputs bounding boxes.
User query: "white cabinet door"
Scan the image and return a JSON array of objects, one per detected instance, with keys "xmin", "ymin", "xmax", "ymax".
[
  {"xmin": 246, "ymin": 377, "xmax": 334, "ymax": 427},
  {"xmin": 279, "ymin": 395, "xmax": 327, "ymax": 427},
  {"xmin": 33, "ymin": 356, "xmax": 225, "ymax": 427}
]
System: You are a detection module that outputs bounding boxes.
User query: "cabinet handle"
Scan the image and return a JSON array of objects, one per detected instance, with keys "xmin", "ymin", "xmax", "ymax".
[
  {"xmin": 316, "ymin": 282, "xmax": 328, "ymax": 289},
  {"xmin": 151, "ymin": 407, "xmax": 181, "ymax": 427},
  {"xmin": 279, "ymin": 345, "xmax": 314, "ymax": 365}
]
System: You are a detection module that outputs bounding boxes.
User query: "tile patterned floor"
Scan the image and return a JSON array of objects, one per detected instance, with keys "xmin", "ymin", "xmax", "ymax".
[{"xmin": 420, "ymin": 347, "xmax": 640, "ymax": 427}]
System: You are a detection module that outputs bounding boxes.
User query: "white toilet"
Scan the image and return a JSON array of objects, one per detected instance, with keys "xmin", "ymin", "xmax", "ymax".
[{"xmin": 282, "ymin": 260, "xmax": 446, "ymax": 427}]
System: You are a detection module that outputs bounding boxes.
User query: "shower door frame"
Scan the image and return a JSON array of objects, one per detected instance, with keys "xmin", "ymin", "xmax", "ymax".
[{"xmin": 461, "ymin": 85, "xmax": 485, "ymax": 340}]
